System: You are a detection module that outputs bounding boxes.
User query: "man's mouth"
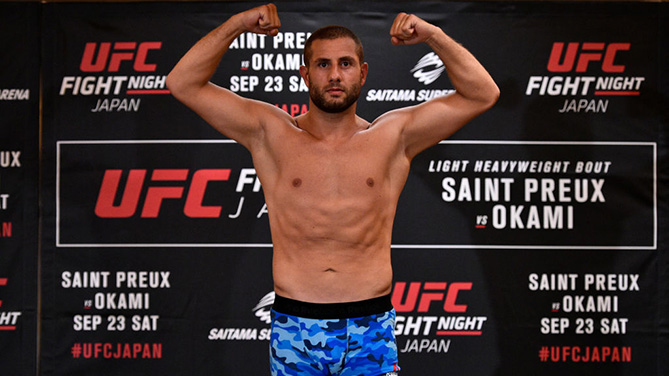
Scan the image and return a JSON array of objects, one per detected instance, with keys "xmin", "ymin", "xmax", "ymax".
[{"xmin": 326, "ymin": 86, "xmax": 344, "ymax": 93}]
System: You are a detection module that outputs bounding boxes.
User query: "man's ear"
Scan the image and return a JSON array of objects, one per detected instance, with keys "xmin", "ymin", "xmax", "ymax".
[
  {"xmin": 360, "ymin": 62, "xmax": 369, "ymax": 86},
  {"xmin": 299, "ymin": 65, "xmax": 310, "ymax": 87}
]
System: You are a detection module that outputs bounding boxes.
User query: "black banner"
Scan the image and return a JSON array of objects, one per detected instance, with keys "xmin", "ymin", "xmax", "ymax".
[
  {"xmin": 35, "ymin": 2, "xmax": 668, "ymax": 376},
  {"xmin": 0, "ymin": 3, "xmax": 40, "ymax": 375},
  {"xmin": 400, "ymin": 141, "xmax": 656, "ymax": 248}
]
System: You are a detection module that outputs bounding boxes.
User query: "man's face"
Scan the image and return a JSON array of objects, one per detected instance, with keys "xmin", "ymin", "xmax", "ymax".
[{"xmin": 300, "ymin": 38, "xmax": 368, "ymax": 114}]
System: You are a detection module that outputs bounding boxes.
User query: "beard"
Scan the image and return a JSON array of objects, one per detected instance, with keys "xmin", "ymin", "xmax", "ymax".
[{"xmin": 309, "ymin": 82, "xmax": 361, "ymax": 113}]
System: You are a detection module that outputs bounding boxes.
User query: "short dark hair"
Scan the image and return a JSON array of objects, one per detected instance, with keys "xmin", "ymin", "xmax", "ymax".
[{"xmin": 304, "ymin": 25, "xmax": 364, "ymax": 66}]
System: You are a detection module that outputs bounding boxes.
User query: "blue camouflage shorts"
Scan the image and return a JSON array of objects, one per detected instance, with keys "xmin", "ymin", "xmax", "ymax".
[{"xmin": 270, "ymin": 294, "xmax": 400, "ymax": 376}]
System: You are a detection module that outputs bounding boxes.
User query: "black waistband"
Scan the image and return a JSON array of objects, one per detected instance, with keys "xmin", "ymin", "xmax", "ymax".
[{"xmin": 272, "ymin": 294, "xmax": 393, "ymax": 319}]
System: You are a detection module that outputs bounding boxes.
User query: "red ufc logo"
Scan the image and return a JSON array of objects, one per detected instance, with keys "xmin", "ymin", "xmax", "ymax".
[
  {"xmin": 392, "ymin": 282, "xmax": 472, "ymax": 313},
  {"xmin": 95, "ymin": 169, "xmax": 230, "ymax": 218},
  {"xmin": 547, "ymin": 42, "xmax": 630, "ymax": 73},
  {"xmin": 80, "ymin": 42, "xmax": 162, "ymax": 72}
]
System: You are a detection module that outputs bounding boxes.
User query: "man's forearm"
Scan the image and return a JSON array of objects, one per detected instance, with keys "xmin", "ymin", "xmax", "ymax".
[
  {"xmin": 167, "ymin": 4, "xmax": 280, "ymax": 98},
  {"xmin": 426, "ymin": 29, "xmax": 499, "ymax": 106},
  {"xmin": 390, "ymin": 13, "xmax": 499, "ymax": 106},
  {"xmin": 166, "ymin": 15, "xmax": 245, "ymax": 97}
]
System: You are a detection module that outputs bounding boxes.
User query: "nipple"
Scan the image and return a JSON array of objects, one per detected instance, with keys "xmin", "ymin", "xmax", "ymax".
[
  {"xmin": 366, "ymin": 178, "xmax": 375, "ymax": 187},
  {"xmin": 292, "ymin": 178, "xmax": 302, "ymax": 188}
]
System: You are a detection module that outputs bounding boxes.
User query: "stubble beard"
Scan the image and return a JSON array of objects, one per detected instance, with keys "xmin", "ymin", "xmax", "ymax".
[{"xmin": 309, "ymin": 82, "xmax": 361, "ymax": 114}]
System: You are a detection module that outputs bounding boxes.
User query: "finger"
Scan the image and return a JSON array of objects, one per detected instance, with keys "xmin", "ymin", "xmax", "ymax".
[
  {"xmin": 390, "ymin": 13, "xmax": 406, "ymax": 35},
  {"xmin": 265, "ymin": 3, "xmax": 280, "ymax": 29},
  {"xmin": 389, "ymin": 13, "xmax": 404, "ymax": 44},
  {"xmin": 258, "ymin": 4, "xmax": 280, "ymax": 35},
  {"xmin": 398, "ymin": 14, "xmax": 416, "ymax": 39},
  {"xmin": 391, "ymin": 13, "xmax": 415, "ymax": 42},
  {"xmin": 390, "ymin": 12, "xmax": 407, "ymax": 38}
]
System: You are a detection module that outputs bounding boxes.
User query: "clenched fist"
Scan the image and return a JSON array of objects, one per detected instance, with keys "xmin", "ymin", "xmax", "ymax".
[
  {"xmin": 390, "ymin": 13, "xmax": 438, "ymax": 46},
  {"xmin": 238, "ymin": 3, "xmax": 281, "ymax": 36}
]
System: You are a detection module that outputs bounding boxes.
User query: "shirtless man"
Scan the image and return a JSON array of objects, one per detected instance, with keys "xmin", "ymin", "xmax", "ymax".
[{"xmin": 167, "ymin": 4, "xmax": 498, "ymax": 375}]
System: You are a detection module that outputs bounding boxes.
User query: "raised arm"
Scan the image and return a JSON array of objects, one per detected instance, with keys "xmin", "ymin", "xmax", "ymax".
[
  {"xmin": 166, "ymin": 4, "xmax": 285, "ymax": 150},
  {"xmin": 389, "ymin": 13, "xmax": 500, "ymax": 159}
]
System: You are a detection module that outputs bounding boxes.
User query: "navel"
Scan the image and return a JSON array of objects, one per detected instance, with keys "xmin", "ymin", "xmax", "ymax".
[
  {"xmin": 292, "ymin": 178, "xmax": 302, "ymax": 188},
  {"xmin": 366, "ymin": 177, "xmax": 375, "ymax": 187}
]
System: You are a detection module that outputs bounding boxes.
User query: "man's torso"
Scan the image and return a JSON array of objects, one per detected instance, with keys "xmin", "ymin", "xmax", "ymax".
[{"xmin": 251, "ymin": 113, "xmax": 411, "ymax": 303}]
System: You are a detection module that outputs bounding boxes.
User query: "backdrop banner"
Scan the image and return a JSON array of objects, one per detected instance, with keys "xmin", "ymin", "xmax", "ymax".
[
  {"xmin": 39, "ymin": 2, "xmax": 666, "ymax": 375},
  {"xmin": 0, "ymin": 3, "xmax": 40, "ymax": 375}
]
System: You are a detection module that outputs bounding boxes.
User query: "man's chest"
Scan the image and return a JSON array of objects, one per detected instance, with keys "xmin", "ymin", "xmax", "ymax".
[
  {"xmin": 276, "ymin": 140, "xmax": 388, "ymax": 195},
  {"xmin": 253, "ymin": 127, "xmax": 409, "ymax": 197}
]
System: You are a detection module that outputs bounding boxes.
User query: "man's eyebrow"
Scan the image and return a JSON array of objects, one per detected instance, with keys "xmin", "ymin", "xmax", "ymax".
[
  {"xmin": 313, "ymin": 56, "xmax": 357, "ymax": 62},
  {"xmin": 338, "ymin": 56, "xmax": 356, "ymax": 62}
]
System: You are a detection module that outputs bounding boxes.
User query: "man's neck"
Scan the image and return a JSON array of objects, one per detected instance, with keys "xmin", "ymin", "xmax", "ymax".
[{"xmin": 297, "ymin": 103, "xmax": 367, "ymax": 141}]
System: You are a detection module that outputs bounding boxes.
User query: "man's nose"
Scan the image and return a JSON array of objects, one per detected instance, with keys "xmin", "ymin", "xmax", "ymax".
[{"xmin": 328, "ymin": 66, "xmax": 342, "ymax": 81}]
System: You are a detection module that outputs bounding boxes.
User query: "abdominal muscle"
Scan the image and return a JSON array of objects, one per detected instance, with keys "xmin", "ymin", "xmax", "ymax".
[
  {"xmin": 272, "ymin": 244, "xmax": 394, "ymax": 304},
  {"xmin": 268, "ymin": 183, "xmax": 397, "ymax": 304}
]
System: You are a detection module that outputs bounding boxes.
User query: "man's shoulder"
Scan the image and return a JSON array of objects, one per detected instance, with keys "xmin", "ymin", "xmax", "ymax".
[
  {"xmin": 369, "ymin": 107, "xmax": 412, "ymax": 130},
  {"xmin": 254, "ymin": 100, "xmax": 298, "ymax": 128}
]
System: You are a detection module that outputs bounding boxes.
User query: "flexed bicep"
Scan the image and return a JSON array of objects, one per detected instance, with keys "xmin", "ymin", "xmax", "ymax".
[
  {"xmin": 166, "ymin": 4, "xmax": 284, "ymax": 149},
  {"xmin": 390, "ymin": 12, "xmax": 499, "ymax": 159},
  {"xmin": 401, "ymin": 92, "xmax": 488, "ymax": 159},
  {"xmin": 183, "ymin": 83, "xmax": 262, "ymax": 144}
]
